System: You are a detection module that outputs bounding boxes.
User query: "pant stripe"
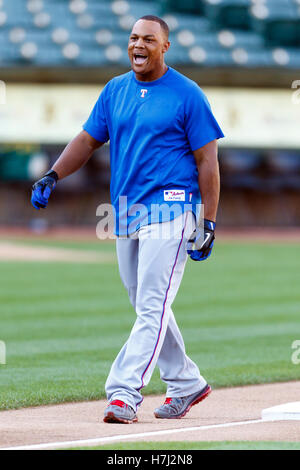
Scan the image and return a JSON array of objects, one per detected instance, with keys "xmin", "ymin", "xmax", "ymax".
[{"xmin": 137, "ymin": 214, "xmax": 188, "ymax": 392}]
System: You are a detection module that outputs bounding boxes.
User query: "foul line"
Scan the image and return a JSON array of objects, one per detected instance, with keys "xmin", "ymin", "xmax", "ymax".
[{"xmin": 1, "ymin": 418, "xmax": 268, "ymax": 450}]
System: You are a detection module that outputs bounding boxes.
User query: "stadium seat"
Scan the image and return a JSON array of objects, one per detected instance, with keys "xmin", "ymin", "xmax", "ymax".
[
  {"xmin": 217, "ymin": 29, "xmax": 264, "ymax": 50},
  {"xmin": 166, "ymin": 13, "xmax": 211, "ymax": 32},
  {"xmin": 17, "ymin": 43, "xmax": 66, "ymax": 65},
  {"xmin": 95, "ymin": 29, "xmax": 129, "ymax": 47},
  {"xmin": 231, "ymin": 47, "xmax": 275, "ymax": 67},
  {"xmin": 165, "ymin": 43, "xmax": 192, "ymax": 65},
  {"xmin": 203, "ymin": 0, "xmax": 251, "ymax": 31},
  {"xmin": 0, "ymin": 42, "xmax": 20, "ymax": 64},
  {"xmin": 74, "ymin": 46, "xmax": 110, "ymax": 66},
  {"xmin": 0, "ymin": 8, "xmax": 33, "ymax": 27},
  {"xmin": 265, "ymin": 150, "xmax": 300, "ymax": 190},
  {"xmin": 219, "ymin": 150, "xmax": 265, "ymax": 190},
  {"xmin": 283, "ymin": 48, "xmax": 300, "ymax": 68},
  {"xmin": 175, "ymin": 30, "xmax": 219, "ymax": 49},
  {"xmin": 161, "ymin": 0, "xmax": 204, "ymax": 15},
  {"xmin": 20, "ymin": 30, "xmax": 53, "ymax": 46},
  {"xmin": 0, "ymin": 149, "xmax": 33, "ymax": 181},
  {"xmin": 75, "ymin": 2, "xmax": 116, "ymax": 17},
  {"xmin": 266, "ymin": 151, "xmax": 300, "ymax": 174},
  {"xmin": 110, "ymin": 0, "xmax": 160, "ymax": 19},
  {"xmin": 221, "ymin": 150, "xmax": 262, "ymax": 173},
  {"xmin": 1, "ymin": 0, "xmax": 300, "ymax": 68},
  {"xmin": 250, "ymin": 3, "xmax": 300, "ymax": 47},
  {"xmin": 188, "ymin": 45, "xmax": 234, "ymax": 67}
]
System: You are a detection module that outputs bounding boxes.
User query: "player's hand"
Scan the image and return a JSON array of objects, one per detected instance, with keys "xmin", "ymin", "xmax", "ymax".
[
  {"xmin": 187, "ymin": 219, "xmax": 215, "ymax": 261},
  {"xmin": 31, "ymin": 170, "xmax": 58, "ymax": 210}
]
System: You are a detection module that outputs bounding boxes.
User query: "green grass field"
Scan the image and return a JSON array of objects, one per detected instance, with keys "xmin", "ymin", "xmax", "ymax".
[
  {"xmin": 69, "ymin": 441, "xmax": 300, "ymax": 450},
  {"xmin": 0, "ymin": 238, "xmax": 299, "ymax": 410}
]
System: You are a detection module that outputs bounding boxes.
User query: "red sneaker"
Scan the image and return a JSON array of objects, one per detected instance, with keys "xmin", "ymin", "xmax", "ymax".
[
  {"xmin": 103, "ymin": 400, "xmax": 138, "ymax": 424},
  {"xmin": 154, "ymin": 384, "xmax": 211, "ymax": 419}
]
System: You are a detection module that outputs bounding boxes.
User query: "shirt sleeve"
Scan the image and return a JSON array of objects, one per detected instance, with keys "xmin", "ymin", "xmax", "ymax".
[
  {"xmin": 184, "ymin": 85, "xmax": 224, "ymax": 151},
  {"xmin": 83, "ymin": 89, "xmax": 109, "ymax": 143}
]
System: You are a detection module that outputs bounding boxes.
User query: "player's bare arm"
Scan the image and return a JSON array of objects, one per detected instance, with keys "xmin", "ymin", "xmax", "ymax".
[
  {"xmin": 31, "ymin": 130, "xmax": 103, "ymax": 210},
  {"xmin": 186, "ymin": 140, "xmax": 220, "ymax": 262},
  {"xmin": 52, "ymin": 130, "xmax": 104, "ymax": 180},
  {"xmin": 193, "ymin": 139, "xmax": 220, "ymax": 222}
]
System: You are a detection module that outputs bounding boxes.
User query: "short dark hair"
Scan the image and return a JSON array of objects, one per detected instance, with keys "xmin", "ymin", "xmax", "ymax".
[{"xmin": 139, "ymin": 15, "xmax": 169, "ymax": 39}]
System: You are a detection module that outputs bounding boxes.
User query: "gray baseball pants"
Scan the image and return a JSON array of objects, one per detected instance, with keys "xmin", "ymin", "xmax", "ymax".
[{"xmin": 105, "ymin": 211, "xmax": 207, "ymax": 411}]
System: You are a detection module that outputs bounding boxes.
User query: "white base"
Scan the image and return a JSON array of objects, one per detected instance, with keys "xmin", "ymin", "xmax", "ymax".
[{"xmin": 262, "ymin": 402, "xmax": 300, "ymax": 421}]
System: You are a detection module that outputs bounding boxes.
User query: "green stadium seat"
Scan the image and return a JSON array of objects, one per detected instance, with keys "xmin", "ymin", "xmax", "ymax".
[
  {"xmin": 250, "ymin": 3, "xmax": 300, "ymax": 47},
  {"xmin": 174, "ymin": 30, "xmax": 220, "ymax": 49},
  {"xmin": 22, "ymin": 30, "xmax": 53, "ymax": 45},
  {"xmin": 75, "ymin": 47, "xmax": 110, "ymax": 66},
  {"xmin": 203, "ymin": 0, "xmax": 251, "ymax": 30},
  {"xmin": 0, "ymin": 9, "xmax": 33, "ymax": 27},
  {"xmin": 0, "ymin": 43, "xmax": 20, "ymax": 64},
  {"xmin": 117, "ymin": 1, "xmax": 161, "ymax": 19},
  {"xmin": 287, "ymin": 48, "xmax": 300, "ymax": 68},
  {"xmin": 217, "ymin": 29, "xmax": 264, "ymax": 50},
  {"xmin": 230, "ymin": 47, "xmax": 274, "ymax": 67},
  {"xmin": 271, "ymin": 47, "xmax": 300, "ymax": 68},
  {"xmin": 0, "ymin": 150, "xmax": 32, "ymax": 181},
  {"xmin": 264, "ymin": 19, "xmax": 300, "ymax": 47},
  {"xmin": 164, "ymin": 13, "xmax": 210, "ymax": 32},
  {"xmin": 173, "ymin": 27, "xmax": 265, "ymax": 53},
  {"xmin": 1, "ymin": 0, "xmax": 299, "ymax": 68},
  {"xmin": 81, "ymin": 2, "xmax": 117, "ymax": 17},
  {"xmin": 17, "ymin": 44, "xmax": 66, "ymax": 65},
  {"xmin": 165, "ymin": 44, "xmax": 194, "ymax": 65},
  {"xmin": 161, "ymin": 0, "xmax": 204, "ymax": 15},
  {"xmin": 187, "ymin": 45, "xmax": 234, "ymax": 66}
]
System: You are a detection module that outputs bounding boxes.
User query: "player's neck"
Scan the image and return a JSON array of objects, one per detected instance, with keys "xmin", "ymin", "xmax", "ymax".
[{"xmin": 134, "ymin": 63, "xmax": 168, "ymax": 82}]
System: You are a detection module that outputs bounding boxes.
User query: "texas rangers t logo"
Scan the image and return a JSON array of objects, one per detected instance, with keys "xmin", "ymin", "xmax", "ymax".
[{"xmin": 140, "ymin": 89, "xmax": 148, "ymax": 98}]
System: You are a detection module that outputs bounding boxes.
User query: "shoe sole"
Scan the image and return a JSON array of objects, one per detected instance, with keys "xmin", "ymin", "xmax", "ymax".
[
  {"xmin": 154, "ymin": 384, "xmax": 212, "ymax": 419},
  {"xmin": 103, "ymin": 411, "xmax": 138, "ymax": 424}
]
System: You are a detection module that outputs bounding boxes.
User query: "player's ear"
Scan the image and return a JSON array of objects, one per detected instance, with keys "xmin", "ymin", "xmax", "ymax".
[{"xmin": 162, "ymin": 40, "xmax": 170, "ymax": 54}]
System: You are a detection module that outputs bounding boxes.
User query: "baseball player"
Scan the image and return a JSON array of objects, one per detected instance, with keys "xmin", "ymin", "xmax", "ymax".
[{"xmin": 31, "ymin": 15, "xmax": 224, "ymax": 424}]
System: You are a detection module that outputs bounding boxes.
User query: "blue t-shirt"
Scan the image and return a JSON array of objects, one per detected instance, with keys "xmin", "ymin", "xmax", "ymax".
[{"xmin": 83, "ymin": 67, "xmax": 224, "ymax": 236}]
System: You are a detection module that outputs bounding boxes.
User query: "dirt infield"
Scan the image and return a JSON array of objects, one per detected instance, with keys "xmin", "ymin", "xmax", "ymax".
[
  {"xmin": 0, "ymin": 382, "xmax": 299, "ymax": 449},
  {"xmin": 0, "ymin": 241, "xmax": 115, "ymax": 263},
  {"xmin": 0, "ymin": 226, "xmax": 299, "ymax": 263}
]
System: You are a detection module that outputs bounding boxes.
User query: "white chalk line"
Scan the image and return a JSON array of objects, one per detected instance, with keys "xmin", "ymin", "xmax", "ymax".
[{"xmin": 1, "ymin": 418, "xmax": 268, "ymax": 450}]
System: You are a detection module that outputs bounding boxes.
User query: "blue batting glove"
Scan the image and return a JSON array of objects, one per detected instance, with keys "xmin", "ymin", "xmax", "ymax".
[
  {"xmin": 31, "ymin": 170, "xmax": 58, "ymax": 210},
  {"xmin": 187, "ymin": 219, "xmax": 216, "ymax": 262}
]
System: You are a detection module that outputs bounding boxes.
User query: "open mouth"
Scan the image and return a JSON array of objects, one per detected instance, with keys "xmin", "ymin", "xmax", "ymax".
[{"xmin": 133, "ymin": 53, "xmax": 148, "ymax": 65}]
